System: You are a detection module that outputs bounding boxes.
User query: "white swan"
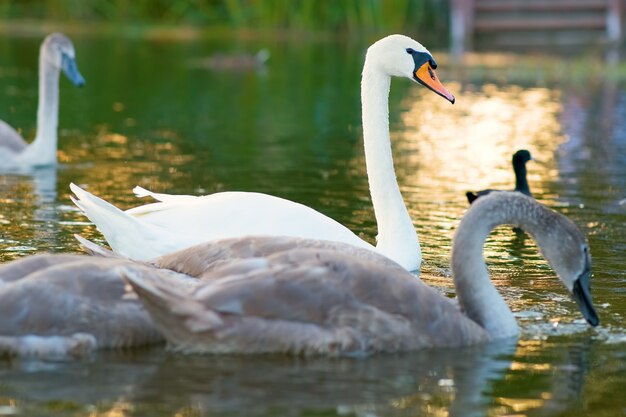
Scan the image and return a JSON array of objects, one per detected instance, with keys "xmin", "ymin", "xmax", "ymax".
[
  {"xmin": 0, "ymin": 33, "xmax": 85, "ymax": 170},
  {"xmin": 123, "ymin": 192, "xmax": 599, "ymax": 356},
  {"xmin": 70, "ymin": 34, "xmax": 455, "ymax": 270}
]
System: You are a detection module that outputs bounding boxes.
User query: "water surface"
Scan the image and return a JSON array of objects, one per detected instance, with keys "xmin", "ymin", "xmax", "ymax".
[{"xmin": 0, "ymin": 34, "xmax": 624, "ymax": 416}]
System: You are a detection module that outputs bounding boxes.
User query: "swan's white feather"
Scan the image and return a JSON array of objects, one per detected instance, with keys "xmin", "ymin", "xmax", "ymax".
[
  {"xmin": 72, "ymin": 184, "xmax": 374, "ymax": 261},
  {"xmin": 132, "ymin": 185, "xmax": 198, "ymax": 204}
]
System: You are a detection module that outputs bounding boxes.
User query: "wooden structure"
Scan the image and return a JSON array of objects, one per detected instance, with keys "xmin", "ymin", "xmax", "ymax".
[{"xmin": 451, "ymin": 0, "xmax": 625, "ymax": 54}]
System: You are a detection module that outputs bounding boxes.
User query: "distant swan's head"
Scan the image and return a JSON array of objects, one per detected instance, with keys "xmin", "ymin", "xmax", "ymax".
[
  {"xmin": 513, "ymin": 149, "xmax": 532, "ymax": 164},
  {"xmin": 365, "ymin": 34, "xmax": 455, "ymax": 103},
  {"xmin": 41, "ymin": 33, "xmax": 85, "ymax": 87}
]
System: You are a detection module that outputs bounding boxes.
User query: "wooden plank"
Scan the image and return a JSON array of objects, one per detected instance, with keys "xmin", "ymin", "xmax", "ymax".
[
  {"xmin": 476, "ymin": 0, "xmax": 607, "ymax": 12},
  {"xmin": 451, "ymin": 0, "xmax": 623, "ymax": 50},
  {"xmin": 476, "ymin": 31, "xmax": 608, "ymax": 47},
  {"xmin": 475, "ymin": 16, "xmax": 607, "ymax": 31},
  {"xmin": 607, "ymin": 0, "xmax": 624, "ymax": 41}
]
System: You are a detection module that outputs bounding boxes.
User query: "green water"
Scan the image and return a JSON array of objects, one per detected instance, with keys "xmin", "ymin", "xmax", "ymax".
[{"xmin": 0, "ymin": 34, "xmax": 624, "ymax": 416}]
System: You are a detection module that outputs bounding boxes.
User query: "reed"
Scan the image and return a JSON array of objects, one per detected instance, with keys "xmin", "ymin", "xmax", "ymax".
[{"xmin": 0, "ymin": 0, "xmax": 448, "ymax": 32}]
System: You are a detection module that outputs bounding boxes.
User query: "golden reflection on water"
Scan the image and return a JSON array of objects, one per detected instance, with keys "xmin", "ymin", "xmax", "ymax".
[
  {"xmin": 389, "ymin": 393, "xmax": 454, "ymax": 415},
  {"xmin": 516, "ymin": 339, "xmax": 549, "ymax": 353},
  {"xmin": 62, "ymin": 125, "xmax": 196, "ymax": 203},
  {"xmin": 387, "ymin": 83, "xmax": 566, "ymax": 274},
  {"xmin": 497, "ymin": 397, "xmax": 545, "ymax": 412},
  {"xmin": 88, "ymin": 400, "xmax": 133, "ymax": 417},
  {"xmin": 398, "ymin": 83, "xmax": 562, "ymax": 192},
  {"xmin": 173, "ymin": 407, "xmax": 202, "ymax": 417},
  {"xmin": 0, "ymin": 122, "xmax": 202, "ymax": 261},
  {"xmin": 510, "ymin": 361, "xmax": 552, "ymax": 372}
]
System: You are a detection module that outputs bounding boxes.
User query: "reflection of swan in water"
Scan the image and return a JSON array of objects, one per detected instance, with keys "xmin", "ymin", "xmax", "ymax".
[
  {"xmin": 0, "ymin": 166, "xmax": 57, "ymax": 205},
  {"xmin": 131, "ymin": 340, "xmax": 520, "ymax": 417},
  {"xmin": 540, "ymin": 338, "xmax": 594, "ymax": 414},
  {"xmin": 0, "ymin": 338, "xmax": 596, "ymax": 417},
  {"xmin": 124, "ymin": 192, "xmax": 599, "ymax": 356},
  {"xmin": 30, "ymin": 166, "xmax": 58, "ymax": 204},
  {"xmin": 0, "ymin": 167, "xmax": 58, "ymax": 254},
  {"xmin": 188, "ymin": 49, "xmax": 270, "ymax": 71},
  {"xmin": 0, "ymin": 33, "xmax": 84, "ymax": 169}
]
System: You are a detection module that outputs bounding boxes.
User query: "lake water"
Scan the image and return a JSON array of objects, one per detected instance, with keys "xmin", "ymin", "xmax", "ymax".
[{"xmin": 0, "ymin": 33, "xmax": 624, "ymax": 416}]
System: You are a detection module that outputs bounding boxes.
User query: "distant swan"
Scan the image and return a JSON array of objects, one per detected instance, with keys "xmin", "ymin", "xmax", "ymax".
[
  {"xmin": 0, "ymin": 33, "xmax": 85, "ymax": 170},
  {"xmin": 188, "ymin": 49, "xmax": 270, "ymax": 71},
  {"xmin": 123, "ymin": 192, "xmax": 599, "ymax": 356},
  {"xmin": 466, "ymin": 149, "xmax": 533, "ymax": 204},
  {"xmin": 70, "ymin": 34, "xmax": 455, "ymax": 271}
]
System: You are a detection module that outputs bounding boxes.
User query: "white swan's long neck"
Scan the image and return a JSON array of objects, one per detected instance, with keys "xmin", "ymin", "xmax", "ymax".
[
  {"xmin": 452, "ymin": 195, "xmax": 550, "ymax": 339},
  {"xmin": 361, "ymin": 62, "xmax": 420, "ymax": 270},
  {"xmin": 28, "ymin": 53, "xmax": 60, "ymax": 165}
]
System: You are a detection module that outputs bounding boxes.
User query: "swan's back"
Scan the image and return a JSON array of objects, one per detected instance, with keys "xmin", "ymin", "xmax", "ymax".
[
  {"xmin": 150, "ymin": 235, "xmax": 404, "ymax": 279},
  {"xmin": 126, "ymin": 247, "xmax": 488, "ymax": 356},
  {"xmin": 0, "ymin": 257, "xmax": 169, "ymax": 358},
  {"xmin": 128, "ymin": 191, "xmax": 373, "ymax": 250},
  {"xmin": 0, "ymin": 253, "xmax": 84, "ymax": 283},
  {"xmin": 0, "ymin": 119, "xmax": 27, "ymax": 155}
]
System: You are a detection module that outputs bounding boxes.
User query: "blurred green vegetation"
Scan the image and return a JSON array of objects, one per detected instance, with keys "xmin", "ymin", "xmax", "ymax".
[{"xmin": 0, "ymin": 0, "xmax": 449, "ymax": 33}]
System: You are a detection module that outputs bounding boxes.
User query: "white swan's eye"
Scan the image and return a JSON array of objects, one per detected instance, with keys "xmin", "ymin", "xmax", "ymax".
[{"xmin": 406, "ymin": 48, "xmax": 415, "ymax": 54}]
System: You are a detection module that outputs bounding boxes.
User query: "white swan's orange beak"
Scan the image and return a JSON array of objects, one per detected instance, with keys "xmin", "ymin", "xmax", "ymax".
[{"xmin": 414, "ymin": 62, "xmax": 455, "ymax": 104}]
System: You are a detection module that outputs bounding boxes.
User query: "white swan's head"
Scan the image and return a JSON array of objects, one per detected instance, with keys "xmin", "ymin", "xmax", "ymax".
[
  {"xmin": 41, "ymin": 33, "xmax": 85, "ymax": 87},
  {"xmin": 365, "ymin": 34, "xmax": 455, "ymax": 103}
]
